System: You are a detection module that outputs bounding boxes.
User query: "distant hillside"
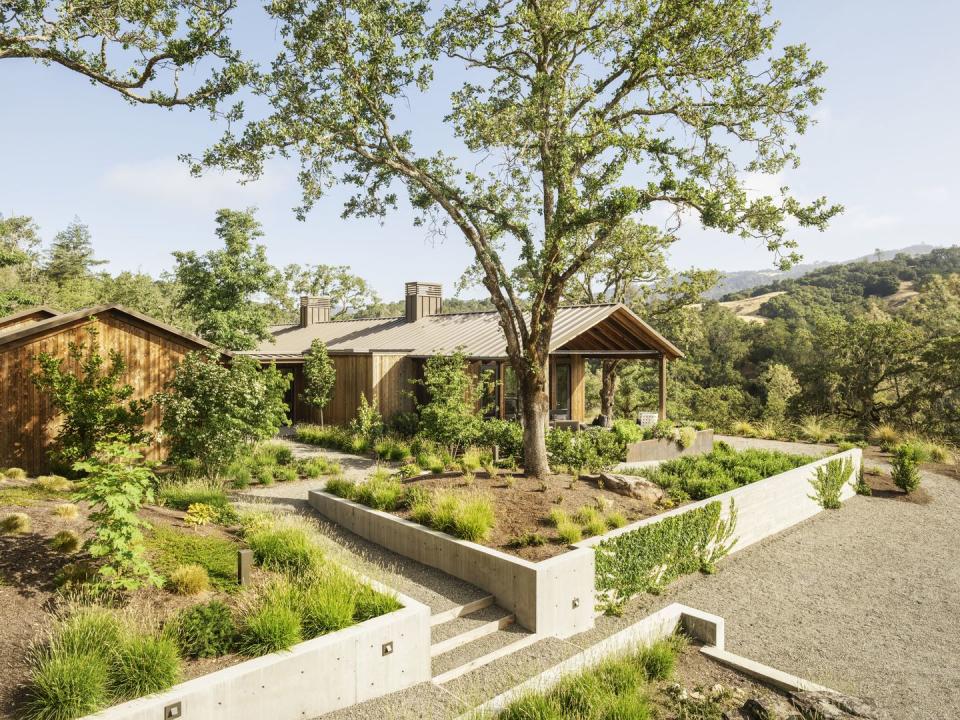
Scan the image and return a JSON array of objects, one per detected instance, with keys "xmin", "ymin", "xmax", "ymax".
[{"xmin": 704, "ymin": 243, "xmax": 943, "ymax": 299}]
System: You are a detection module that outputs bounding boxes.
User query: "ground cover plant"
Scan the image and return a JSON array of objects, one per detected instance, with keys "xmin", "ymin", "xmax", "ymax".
[
  {"xmin": 595, "ymin": 500, "xmax": 738, "ymax": 613},
  {"xmin": 620, "ymin": 444, "xmax": 811, "ymax": 503},
  {"xmin": 809, "ymin": 457, "xmax": 854, "ymax": 509}
]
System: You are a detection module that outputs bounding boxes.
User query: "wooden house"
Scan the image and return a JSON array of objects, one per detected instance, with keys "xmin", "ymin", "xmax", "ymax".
[
  {"xmin": 0, "ymin": 304, "xmax": 216, "ymax": 474},
  {"xmin": 247, "ymin": 282, "xmax": 683, "ymax": 427}
]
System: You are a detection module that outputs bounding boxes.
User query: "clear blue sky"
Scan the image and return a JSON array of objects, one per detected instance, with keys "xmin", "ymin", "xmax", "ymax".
[{"xmin": 1, "ymin": 0, "xmax": 957, "ymax": 300}]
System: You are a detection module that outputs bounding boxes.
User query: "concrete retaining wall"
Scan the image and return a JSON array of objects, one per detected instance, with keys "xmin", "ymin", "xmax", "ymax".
[
  {"xmin": 577, "ymin": 448, "xmax": 863, "ymax": 555},
  {"xmin": 625, "ymin": 429, "xmax": 714, "ymax": 463},
  {"xmin": 308, "ymin": 490, "xmax": 595, "ymax": 638},
  {"xmin": 83, "ymin": 585, "xmax": 431, "ymax": 720}
]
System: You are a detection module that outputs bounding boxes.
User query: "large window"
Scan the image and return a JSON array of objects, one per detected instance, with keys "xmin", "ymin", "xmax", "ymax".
[
  {"xmin": 553, "ymin": 361, "xmax": 571, "ymax": 419},
  {"xmin": 503, "ymin": 364, "xmax": 521, "ymax": 420}
]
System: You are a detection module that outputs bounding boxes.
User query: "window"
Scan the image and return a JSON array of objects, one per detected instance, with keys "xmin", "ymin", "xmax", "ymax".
[
  {"xmin": 553, "ymin": 361, "xmax": 571, "ymax": 419},
  {"xmin": 503, "ymin": 364, "xmax": 521, "ymax": 420},
  {"xmin": 479, "ymin": 361, "xmax": 499, "ymax": 418}
]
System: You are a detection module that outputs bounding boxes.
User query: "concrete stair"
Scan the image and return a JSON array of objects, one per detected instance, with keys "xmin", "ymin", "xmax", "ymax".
[{"xmin": 429, "ymin": 599, "xmax": 539, "ymax": 684}]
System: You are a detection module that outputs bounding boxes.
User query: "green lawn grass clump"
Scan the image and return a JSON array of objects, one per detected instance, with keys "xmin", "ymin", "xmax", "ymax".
[
  {"xmin": 406, "ymin": 489, "xmax": 495, "ymax": 542},
  {"xmin": 245, "ymin": 524, "xmax": 324, "ymax": 575},
  {"xmin": 23, "ymin": 607, "xmax": 181, "ymax": 720},
  {"xmin": 495, "ymin": 637, "xmax": 683, "ymax": 720},
  {"xmin": 622, "ymin": 443, "xmax": 810, "ymax": 501},
  {"xmin": 146, "ymin": 524, "xmax": 240, "ymax": 592},
  {"xmin": 0, "ymin": 484, "xmax": 65, "ymax": 507},
  {"xmin": 157, "ymin": 479, "xmax": 229, "ymax": 511}
]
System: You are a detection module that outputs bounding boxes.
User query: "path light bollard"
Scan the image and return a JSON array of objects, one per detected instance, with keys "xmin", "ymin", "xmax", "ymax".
[{"xmin": 238, "ymin": 549, "xmax": 253, "ymax": 586}]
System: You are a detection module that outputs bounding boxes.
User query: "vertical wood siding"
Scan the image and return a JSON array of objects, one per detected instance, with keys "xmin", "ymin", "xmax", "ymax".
[
  {"xmin": 372, "ymin": 354, "xmax": 415, "ymax": 419},
  {"xmin": 0, "ymin": 314, "xmax": 201, "ymax": 474},
  {"xmin": 287, "ymin": 354, "xmax": 373, "ymax": 426}
]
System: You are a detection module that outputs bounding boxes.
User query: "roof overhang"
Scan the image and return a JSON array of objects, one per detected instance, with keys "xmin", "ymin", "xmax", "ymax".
[{"xmin": 552, "ymin": 304, "xmax": 684, "ymax": 360}]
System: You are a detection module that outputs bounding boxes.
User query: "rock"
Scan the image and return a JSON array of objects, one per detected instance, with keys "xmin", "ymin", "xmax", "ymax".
[
  {"xmin": 742, "ymin": 697, "xmax": 777, "ymax": 720},
  {"xmin": 599, "ymin": 472, "xmax": 665, "ymax": 503},
  {"xmin": 790, "ymin": 690, "xmax": 880, "ymax": 719}
]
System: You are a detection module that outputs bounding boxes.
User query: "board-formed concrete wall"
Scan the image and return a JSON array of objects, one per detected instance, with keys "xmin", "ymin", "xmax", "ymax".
[
  {"xmin": 577, "ymin": 448, "xmax": 863, "ymax": 555},
  {"xmin": 625, "ymin": 429, "xmax": 714, "ymax": 463},
  {"xmin": 82, "ymin": 586, "xmax": 431, "ymax": 720},
  {"xmin": 308, "ymin": 490, "xmax": 596, "ymax": 638}
]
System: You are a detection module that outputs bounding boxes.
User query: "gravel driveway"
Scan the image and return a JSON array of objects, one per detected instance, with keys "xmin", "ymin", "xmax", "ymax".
[{"xmin": 582, "ymin": 466, "xmax": 960, "ymax": 720}]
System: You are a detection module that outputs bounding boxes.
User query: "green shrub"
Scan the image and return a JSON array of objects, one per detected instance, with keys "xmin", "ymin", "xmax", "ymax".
[
  {"xmin": 301, "ymin": 570, "xmax": 358, "ymax": 636},
  {"xmin": 174, "ymin": 600, "xmax": 236, "ymax": 659},
  {"xmin": 324, "ymin": 476, "xmax": 358, "ymax": 499},
  {"xmin": 605, "ymin": 512, "xmax": 627, "ymax": 529},
  {"xmin": 394, "ymin": 463, "xmax": 423, "ymax": 479},
  {"xmin": 255, "ymin": 465, "xmax": 275, "ymax": 485},
  {"xmin": 1, "ymin": 512, "xmax": 31, "ymax": 534},
  {"xmin": 274, "ymin": 466, "xmax": 298, "ymax": 483},
  {"xmin": 645, "ymin": 419, "xmax": 676, "ymax": 440},
  {"xmin": 50, "ymin": 530, "xmax": 81, "ymax": 553},
  {"xmin": 246, "ymin": 524, "xmax": 322, "ymax": 575},
  {"xmin": 582, "ymin": 517, "xmax": 609, "ymax": 538},
  {"xmin": 611, "ymin": 419, "xmax": 644, "ymax": 445},
  {"xmin": 73, "ymin": 443, "xmax": 159, "ymax": 590},
  {"xmin": 158, "ymin": 479, "xmax": 228, "ymax": 510},
  {"xmin": 36, "ymin": 476, "xmax": 72, "ymax": 493},
  {"xmin": 730, "ymin": 420, "xmax": 757, "ymax": 438},
  {"xmin": 676, "ymin": 426, "xmax": 697, "ymax": 449},
  {"xmin": 595, "ymin": 500, "xmax": 738, "ymax": 611},
  {"xmin": 556, "ymin": 521, "xmax": 583, "ymax": 544},
  {"xmin": 23, "ymin": 652, "xmax": 109, "ymax": 720},
  {"xmin": 239, "ymin": 584, "xmax": 303, "ymax": 655},
  {"xmin": 547, "ymin": 507, "xmax": 569, "ymax": 527},
  {"xmin": 452, "ymin": 495, "xmax": 495, "ymax": 542},
  {"xmin": 637, "ymin": 639, "xmax": 677, "ymax": 680},
  {"xmin": 354, "ymin": 585, "xmax": 403, "ymax": 621},
  {"xmin": 230, "ymin": 467, "xmax": 252, "ymax": 489},
  {"xmin": 353, "ymin": 475, "xmax": 405, "ymax": 511},
  {"xmin": 809, "ymin": 457, "xmax": 853, "ymax": 509},
  {"xmin": 169, "ymin": 564, "xmax": 212, "ymax": 595},
  {"xmin": 147, "ymin": 524, "xmax": 239, "ymax": 592},
  {"xmin": 349, "ymin": 393, "xmax": 384, "ymax": 442},
  {"xmin": 298, "ymin": 457, "xmax": 340, "ymax": 478},
  {"xmin": 573, "ymin": 505, "xmax": 601, "ymax": 526},
  {"xmin": 854, "ymin": 464, "xmax": 872, "ymax": 496},
  {"xmin": 891, "ymin": 444, "xmax": 923, "ymax": 493},
  {"xmin": 184, "ymin": 502, "xmax": 221, "ymax": 527},
  {"xmin": 51, "ymin": 608, "xmax": 124, "ymax": 659},
  {"xmin": 108, "ymin": 634, "xmax": 180, "ymax": 700},
  {"xmin": 255, "ymin": 442, "xmax": 294, "ymax": 466}
]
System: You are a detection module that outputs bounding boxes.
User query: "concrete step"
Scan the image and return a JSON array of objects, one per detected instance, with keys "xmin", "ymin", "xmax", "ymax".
[
  {"xmin": 431, "ymin": 625, "xmax": 540, "ymax": 685},
  {"xmin": 430, "ymin": 605, "xmax": 515, "ymax": 657},
  {"xmin": 429, "ymin": 594, "xmax": 495, "ymax": 627}
]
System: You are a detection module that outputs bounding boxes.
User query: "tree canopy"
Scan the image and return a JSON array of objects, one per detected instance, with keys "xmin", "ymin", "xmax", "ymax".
[
  {"xmin": 193, "ymin": 0, "xmax": 839, "ymax": 475},
  {"xmin": 0, "ymin": 0, "xmax": 250, "ymax": 108}
]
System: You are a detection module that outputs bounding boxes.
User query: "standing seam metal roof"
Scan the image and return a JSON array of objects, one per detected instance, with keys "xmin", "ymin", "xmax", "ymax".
[{"xmin": 246, "ymin": 303, "xmax": 683, "ymax": 360}]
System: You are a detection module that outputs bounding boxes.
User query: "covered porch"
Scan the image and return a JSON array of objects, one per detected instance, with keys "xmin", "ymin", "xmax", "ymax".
[{"xmin": 481, "ymin": 305, "xmax": 683, "ymax": 425}]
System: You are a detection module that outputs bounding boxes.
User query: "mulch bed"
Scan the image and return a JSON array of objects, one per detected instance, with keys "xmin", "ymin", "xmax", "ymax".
[
  {"xmin": 0, "ymin": 480, "xmax": 267, "ymax": 719},
  {"xmin": 863, "ymin": 468, "xmax": 932, "ymax": 505},
  {"xmin": 395, "ymin": 472, "xmax": 665, "ymax": 561}
]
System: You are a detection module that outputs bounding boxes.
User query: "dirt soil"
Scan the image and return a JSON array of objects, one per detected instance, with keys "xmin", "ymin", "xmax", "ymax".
[
  {"xmin": 396, "ymin": 472, "xmax": 664, "ymax": 561},
  {"xmin": 0, "ymin": 480, "xmax": 267, "ymax": 720}
]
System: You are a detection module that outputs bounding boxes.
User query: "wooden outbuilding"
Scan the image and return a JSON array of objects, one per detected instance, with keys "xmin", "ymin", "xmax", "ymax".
[
  {"xmin": 247, "ymin": 282, "xmax": 683, "ymax": 427},
  {"xmin": 0, "ymin": 304, "xmax": 216, "ymax": 474}
]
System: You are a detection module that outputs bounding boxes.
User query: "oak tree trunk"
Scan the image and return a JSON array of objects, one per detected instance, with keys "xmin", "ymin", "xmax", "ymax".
[
  {"xmin": 600, "ymin": 359, "xmax": 622, "ymax": 426},
  {"xmin": 519, "ymin": 371, "xmax": 551, "ymax": 478}
]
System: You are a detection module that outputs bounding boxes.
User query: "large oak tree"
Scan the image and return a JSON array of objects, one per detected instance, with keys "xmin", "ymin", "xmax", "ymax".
[{"xmin": 195, "ymin": 0, "xmax": 839, "ymax": 476}]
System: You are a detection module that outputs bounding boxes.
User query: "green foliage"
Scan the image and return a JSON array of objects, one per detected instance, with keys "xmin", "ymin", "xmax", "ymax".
[
  {"xmin": 637, "ymin": 639, "xmax": 677, "ymax": 681},
  {"xmin": 301, "ymin": 339, "xmax": 336, "ymax": 425},
  {"xmin": 36, "ymin": 476, "xmax": 72, "ymax": 492},
  {"xmin": 173, "ymin": 601, "xmax": 236, "ymax": 659},
  {"xmin": 184, "ymin": 503, "xmax": 222, "ymax": 527},
  {"xmin": 402, "ymin": 489, "xmax": 496, "ymax": 542},
  {"xmin": 416, "ymin": 351, "xmax": 485, "ymax": 454},
  {"xmin": 1, "ymin": 512, "xmax": 31, "ymax": 534},
  {"xmin": 547, "ymin": 428, "xmax": 623, "ymax": 474},
  {"xmin": 3, "ymin": 466, "xmax": 27, "ymax": 480},
  {"xmin": 477, "ymin": 419, "xmax": 524, "ymax": 459},
  {"xmin": 611, "ymin": 419, "xmax": 643, "ymax": 445},
  {"xmin": 760, "ymin": 363, "xmax": 800, "ymax": 423},
  {"xmin": 676, "ymin": 426, "xmax": 698, "ymax": 450},
  {"xmin": 238, "ymin": 582, "xmax": 304, "ymax": 655},
  {"xmin": 173, "ymin": 209, "xmax": 287, "ymax": 351},
  {"xmin": 557, "ymin": 521, "xmax": 583, "ymax": 545},
  {"xmin": 853, "ymin": 464, "xmax": 872, "ymax": 496},
  {"xmin": 891, "ymin": 444, "xmax": 923, "ymax": 493},
  {"xmin": 508, "ymin": 532, "xmax": 547, "ymax": 548},
  {"xmin": 22, "ymin": 651, "xmax": 109, "ymax": 720},
  {"xmin": 349, "ymin": 393, "xmax": 384, "ymax": 442},
  {"xmin": 809, "ymin": 457, "xmax": 854, "ymax": 509},
  {"xmin": 246, "ymin": 525, "xmax": 323, "ymax": 575},
  {"xmin": 353, "ymin": 474, "xmax": 405, "ymax": 511},
  {"xmin": 624, "ymin": 446, "xmax": 809, "ymax": 502},
  {"xmin": 147, "ymin": 524, "xmax": 240, "ymax": 592},
  {"xmin": 324, "ymin": 476, "xmax": 358, "ymax": 500},
  {"xmin": 50, "ymin": 530, "xmax": 81, "ymax": 553},
  {"xmin": 645, "ymin": 419, "xmax": 676, "ymax": 441},
  {"xmin": 300, "ymin": 568, "xmax": 358, "ymax": 635},
  {"xmin": 595, "ymin": 501, "xmax": 738, "ymax": 611},
  {"xmin": 169, "ymin": 564, "xmax": 212, "ymax": 595},
  {"xmin": 108, "ymin": 634, "xmax": 181, "ymax": 701},
  {"xmin": 73, "ymin": 442, "xmax": 159, "ymax": 590},
  {"xmin": 157, "ymin": 479, "xmax": 228, "ymax": 510},
  {"xmin": 31, "ymin": 321, "xmax": 150, "ymax": 471},
  {"xmin": 159, "ymin": 352, "xmax": 291, "ymax": 477}
]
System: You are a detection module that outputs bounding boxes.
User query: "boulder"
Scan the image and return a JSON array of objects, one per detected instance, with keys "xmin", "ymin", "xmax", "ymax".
[
  {"xmin": 790, "ymin": 690, "xmax": 880, "ymax": 719},
  {"xmin": 600, "ymin": 472, "xmax": 665, "ymax": 503},
  {"xmin": 741, "ymin": 697, "xmax": 776, "ymax": 720}
]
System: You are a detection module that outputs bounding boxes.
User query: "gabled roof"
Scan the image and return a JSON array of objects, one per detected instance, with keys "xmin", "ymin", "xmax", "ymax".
[
  {"xmin": 0, "ymin": 304, "xmax": 220, "ymax": 352},
  {"xmin": 0, "ymin": 305, "xmax": 61, "ymax": 333},
  {"xmin": 248, "ymin": 303, "xmax": 683, "ymax": 361}
]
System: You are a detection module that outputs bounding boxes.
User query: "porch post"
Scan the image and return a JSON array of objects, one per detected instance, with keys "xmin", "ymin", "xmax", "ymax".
[{"xmin": 658, "ymin": 354, "xmax": 667, "ymax": 420}]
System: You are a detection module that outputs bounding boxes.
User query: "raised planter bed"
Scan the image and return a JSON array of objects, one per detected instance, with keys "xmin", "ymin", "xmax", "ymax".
[
  {"xmin": 309, "ymin": 448, "xmax": 863, "ymax": 639},
  {"xmin": 624, "ymin": 429, "xmax": 714, "ymax": 463},
  {"xmin": 84, "ymin": 581, "xmax": 430, "ymax": 720}
]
